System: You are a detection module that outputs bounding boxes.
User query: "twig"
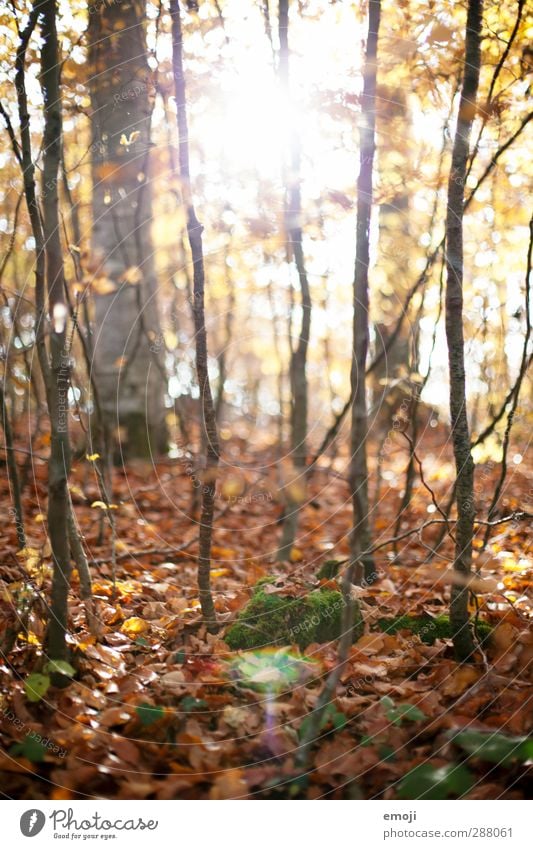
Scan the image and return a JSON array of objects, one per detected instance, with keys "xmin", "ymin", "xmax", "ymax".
[
  {"xmin": 329, "ymin": 511, "xmax": 531, "ymax": 568},
  {"xmin": 400, "ymin": 430, "xmax": 455, "ymax": 541},
  {"xmin": 88, "ymin": 503, "xmax": 232, "ymax": 566}
]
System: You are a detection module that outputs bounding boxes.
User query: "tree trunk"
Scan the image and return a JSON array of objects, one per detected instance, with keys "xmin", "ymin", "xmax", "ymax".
[
  {"xmin": 39, "ymin": 0, "xmax": 72, "ymax": 662},
  {"xmin": 444, "ymin": 0, "xmax": 483, "ymax": 660},
  {"xmin": 170, "ymin": 0, "xmax": 218, "ymax": 632},
  {"xmin": 0, "ymin": 386, "xmax": 26, "ymax": 549},
  {"xmin": 87, "ymin": 0, "xmax": 167, "ymax": 460},
  {"xmin": 276, "ymin": 0, "xmax": 312, "ymax": 562},
  {"xmin": 349, "ymin": 0, "xmax": 381, "ymax": 585}
]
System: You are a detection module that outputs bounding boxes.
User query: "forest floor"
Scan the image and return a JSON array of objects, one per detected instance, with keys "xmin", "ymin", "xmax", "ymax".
[{"xmin": 0, "ymin": 424, "xmax": 531, "ymax": 800}]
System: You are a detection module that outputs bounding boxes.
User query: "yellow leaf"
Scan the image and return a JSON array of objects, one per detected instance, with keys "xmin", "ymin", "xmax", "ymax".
[
  {"xmin": 91, "ymin": 275, "xmax": 116, "ymax": 295},
  {"xmin": 16, "ymin": 547, "xmax": 40, "ymax": 560},
  {"xmin": 289, "ymin": 547, "xmax": 303, "ymax": 562},
  {"xmin": 119, "ymin": 131, "xmax": 141, "ymax": 147},
  {"xmin": 115, "ymin": 580, "xmax": 141, "ymax": 596},
  {"xmin": 16, "ymin": 547, "xmax": 41, "ymax": 573},
  {"xmin": 69, "ymin": 484, "xmax": 86, "ymax": 500},
  {"xmin": 121, "ymin": 266, "xmax": 143, "ymax": 285},
  {"xmin": 210, "ymin": 568, "xmax": 231, "ymax": 578},
  {"xmin": 121, "ymin": 617, "xmax": 150, "ymax": 638},
  {"xmin": 220, "ymin": 475, "xmax": 245, "ymax": 499},
  {"xmin": 18, "ymin": 631, "xmax": 41, "ymax": 646},
  {"xmin": 86, "ymin": 453, "xmax": 100, "ymax": 462},
  {"xmin": 91, "ymin": 501, "xmax": 118, "ymax": 510}
]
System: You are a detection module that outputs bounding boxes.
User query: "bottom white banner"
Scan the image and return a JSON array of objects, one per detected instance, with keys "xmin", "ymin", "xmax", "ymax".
[{"xmin": 2, "ymin": 800, "xmax": 529, "ymax": 848}]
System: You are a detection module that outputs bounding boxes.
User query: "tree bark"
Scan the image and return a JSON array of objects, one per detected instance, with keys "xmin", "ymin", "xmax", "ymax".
[
  {"xmin": 170, "ymin": 0, "xmax": 218, "ymax": 632},
  {"xmin": 276, "ymin": 0, "xmax": 312, "ymax": 562},
  {"xmin": 444, "ymin": 0, "xmax": 483, "ymax": 660},
  {"xmin": 0, "ymin": 386, "xmax": 26, "ymax": 549},
  {"xmin": 349, "ymin": 0, "xmax": 381, "ymax": 585},
  {"xmin": 87, "ymin": 0, "xmax": 167, "ymax": 460},
  {"xmin": 38, "ymin": 0, "xmax": 73, "ymax": 662}
]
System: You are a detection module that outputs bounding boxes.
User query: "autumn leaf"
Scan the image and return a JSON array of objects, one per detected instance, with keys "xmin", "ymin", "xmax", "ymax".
[
  {"xmin": 428, "ymin": 22, "xmax": 454, "ymax": 44},
  {"xmin": 121, "ymin": 617, "xmax": 150, "ymax": 638},
  {"xmin": 90, "ymin": 276, "xmax": 117, "ymax": 295},
  {"xmin": 119, "ymin": 130, "xmax": 141, "ymax": 147},
  {"xmin": 441, "ymin": 666, "xmax": 480, "ymax": 697},
  {"xmin": 120, "ymin": 265, "xmax": 143, "ymax": 285}
]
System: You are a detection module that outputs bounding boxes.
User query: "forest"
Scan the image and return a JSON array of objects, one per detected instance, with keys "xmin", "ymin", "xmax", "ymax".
[{"xmin": 0, "ymin": 0, "xmax": 531, "ymax": 804}]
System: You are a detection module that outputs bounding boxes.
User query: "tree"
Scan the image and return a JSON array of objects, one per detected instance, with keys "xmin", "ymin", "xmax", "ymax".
[
  {"xmin": 170, "ymin": 0, "xmax": 219, "ymax": 632},
  {"xmin": 276, "ymin": 0, "xmax": 312, "ymax": 562},
  {"xmin": 444, "ymin": 0, "xmax": 483, "ymax": 660},
  {"xmin": 87, "ymin": 0, "xmax": 167, "ymax": 459},
  {"xmin": 39, "ymin": 0, "xmax": 75, "ymax": 662},
  {"xmin": 349, "ymin": 0, "xmax": 381, "ymax": 585}
]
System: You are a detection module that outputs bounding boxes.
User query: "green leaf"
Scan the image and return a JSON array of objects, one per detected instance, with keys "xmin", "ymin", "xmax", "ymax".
[
  {"xmin": 10, "ymin": 734, "xmax": 48, "ymax": 763},
  {"xmin": 179, "ymin": 696, "xmax": 209, "ymax": 713},
  {"xmin": 44, "ymin": 660, "xmax": 76, "ymax": 678},
  {"xmin": 379, "ymin": 745, "xmax": 396, "ymax": 762},
  {"xmin": 398, "ymin": 763, "xmax": 474, "ymax": 800},
  {"xmin": 451, "ymin": 730, "xmax": 533, "ymax": 764},
  {"xmin": 298, "ymin": 704, "xmax": 348, "ymax": 740},
  {"xmin": 381, "ymin": 696, "xmax": 426, "ymax": 726},
  {"xmin": 135, "ymin": 702, "xmax": 165, "ymax": 726},
  {"xmin": 24, "ymin": 673, "xmax": 50, "ymax": 703},
  {"xmin": 173, "ymin": 650, "xmax": 186, "ymax": 664}
]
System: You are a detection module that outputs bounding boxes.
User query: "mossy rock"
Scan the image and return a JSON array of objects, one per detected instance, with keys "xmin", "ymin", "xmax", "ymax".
[
  {"xmin": 377, "ymin": 614, "xmax": 492, "ymax": 645},
  {"xmin": 225, "ymin": 581, "xmax": 363, "ymax": 651}
]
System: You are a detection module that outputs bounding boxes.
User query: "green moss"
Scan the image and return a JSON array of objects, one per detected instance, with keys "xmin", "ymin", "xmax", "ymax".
[
  {"xmin": 377, "ymin": 614, "xmax": 492, "ymax": 645},
  {"xmin": 225, "ymin": 581, "xmax": 363, "ymax": 651},
  {"xmin": 226, "ymin": 586, "xmax": 492, "ymax": 653}
]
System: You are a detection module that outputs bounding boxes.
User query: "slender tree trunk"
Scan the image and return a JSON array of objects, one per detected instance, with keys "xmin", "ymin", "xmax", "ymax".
[
  {"xmin": 38, "ymin": 0, "xmax": 72, "ymax": 662},
  {"xmin": 444, "ymin": 0, "xmax": 483, "ymax": 661},
  {"xmin": 170, "ymin": 0, "xmax": 218, "ymax": 632},
  {"xmin": 349, "ymin": 0, "xmax": 381, "ymax": 585},
  {"xmin": 0, "ymin": 386, "xmax": 26, "ymax": 549},
  {"xmin": 215, "ymin": 242, "xmax": 235, "ymax": 423},
  {"xmin": 482, "ymin": 218, "xmax": 532, "ymax": 549},
  {"xmin": 276, "ymin": 0, "xmax": 312, "ymax": 561}
]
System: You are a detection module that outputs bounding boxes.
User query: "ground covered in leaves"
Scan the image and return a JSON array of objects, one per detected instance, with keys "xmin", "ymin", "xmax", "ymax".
[{"xmin": 0, "ymin": 429, "xmax": 531, "ymax": 800}]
